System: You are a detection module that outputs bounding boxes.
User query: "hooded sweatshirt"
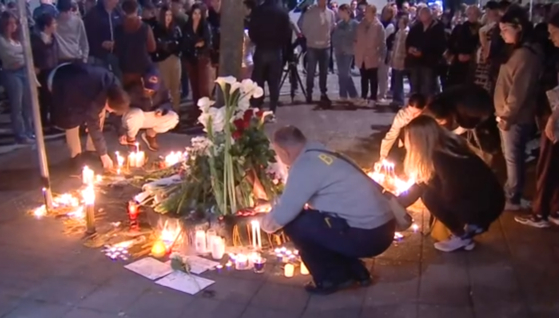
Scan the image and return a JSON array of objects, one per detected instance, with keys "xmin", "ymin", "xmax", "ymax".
[
  {"xmin": 494, "ymin": 42, "xmax": 544, "ymax": 128},
  {"xmin": 56, "ymin": 12, "xmax": 89, "ymax": 61}
]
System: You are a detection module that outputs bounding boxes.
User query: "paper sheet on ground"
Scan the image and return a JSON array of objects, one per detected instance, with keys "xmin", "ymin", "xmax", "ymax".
[
  {"xmin": 182, "ymin": 255, "xmax": 220, "ymax": 274},
  {"xmin": 155, "ymin": 271, "xmax": 214, "ymax": 295},
  {"xmin": 124, "ymin": 257, "xmax": 173, "ymax": 280}
]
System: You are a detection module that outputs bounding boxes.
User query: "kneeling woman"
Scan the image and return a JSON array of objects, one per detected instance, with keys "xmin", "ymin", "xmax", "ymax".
[{"xmin": 398, "ymin": 116, "xmax": 504, "ymax": 252}]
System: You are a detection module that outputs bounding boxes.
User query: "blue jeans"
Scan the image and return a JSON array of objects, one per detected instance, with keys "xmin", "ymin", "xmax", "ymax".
[
  {"xmin": 1, "ymin": 68, "xmax": 33, "ymax": 141},
  {"xmin": 499, "ymin": 123, "xmax": 531, "ymax": 204},
  {"xmin": 409, "ymin": 66, "xmax": 437, "ymax": 97},
  {"xmin": 335, "ymin": 53, "xmax": 357, "ymax": 99},
  {"xmin": 391, "ymin": 69, "xmax": 405, "ymax": 105},
  {"xmin": 306, "ymin": 47, "xmax": 330, "ymax": 97}
]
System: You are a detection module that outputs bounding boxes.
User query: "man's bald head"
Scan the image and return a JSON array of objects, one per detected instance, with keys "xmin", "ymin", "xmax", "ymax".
[{"xmin": 272, "ymin": 126, "xmax": 307, "ymax": 166}]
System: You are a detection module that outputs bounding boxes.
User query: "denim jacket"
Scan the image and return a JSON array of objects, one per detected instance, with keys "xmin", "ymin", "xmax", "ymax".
[{"xmin": 332, "ymin": 19, "xmax": 358, "ymax": 56}]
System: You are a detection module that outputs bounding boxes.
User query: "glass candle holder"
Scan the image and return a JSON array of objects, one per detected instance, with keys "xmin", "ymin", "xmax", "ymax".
[{"xmin": 253, "ymin": 257, "xmax": 266, "ymax": 274}]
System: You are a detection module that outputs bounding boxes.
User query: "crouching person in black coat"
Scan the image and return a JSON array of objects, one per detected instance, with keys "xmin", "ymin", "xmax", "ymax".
[
  {"xmin": 120, "ymin": 66, "xmax": 179, "ymax": 151},
  {"xmin": 397, "ymin": 116, "xmax": 504, "ymax": 252},
  {"xmin": 49, "ymin": 63, "xmax": 130, "ymax": 170}
]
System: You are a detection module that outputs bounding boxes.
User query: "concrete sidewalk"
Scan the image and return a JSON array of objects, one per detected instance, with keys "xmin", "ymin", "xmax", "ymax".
[{"xmin": 0, "ymin": 105, "xmax": 558, "ymax": 318}]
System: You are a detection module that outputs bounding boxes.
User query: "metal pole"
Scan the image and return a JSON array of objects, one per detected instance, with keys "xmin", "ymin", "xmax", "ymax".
[{"xmin": 16, "ymin": 0, "xmax": 53, "ymax": 210}]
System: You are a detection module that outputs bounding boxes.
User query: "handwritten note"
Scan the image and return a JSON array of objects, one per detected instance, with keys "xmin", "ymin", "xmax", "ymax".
[
  {"xmin": 155, "ymin": 271, "xmax": 214, "ymax": 295},
  {"xmin": 124, "ymin": 257, "xmax": 173, "ymax": 280}
]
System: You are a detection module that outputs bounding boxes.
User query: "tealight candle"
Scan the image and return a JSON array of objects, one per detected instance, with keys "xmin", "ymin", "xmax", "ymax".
[
  {"xmin": 216, "ymin": 265, "xmax": 223, "ymax": 273},
  {"xmin": 253, "ymin": 257, "xmax": 266, "ymax": 274},
  {"xmin": 411, "ymin": 223, "xmax": 419, "ymax": 233},
  {"xmin": 284, "ymin": 264, "xmax": 294, "ymax": 278},
  {"xmin": 235, "ymin": 254, "xmax": 250, "ymax": 270},
  {"xmin": 151, "ymin": 240, "xmax": 167, "ymax": 258},
  {"xmin": 225, "ymin": 261, "xmax": 233, "ymax": 270},
  {"xmin": 300, "ymin": 262, "xmax": 309, "ymax": 275}
]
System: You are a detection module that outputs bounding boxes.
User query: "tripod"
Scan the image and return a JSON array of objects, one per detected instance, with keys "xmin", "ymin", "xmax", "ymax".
[{"xmin": 279, "ymin": 49, "xmax": 307, "ymax": 103}]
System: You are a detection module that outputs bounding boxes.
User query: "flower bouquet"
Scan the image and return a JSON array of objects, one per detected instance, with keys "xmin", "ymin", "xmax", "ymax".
[{"xmin": 152, "ymin": 77, "xmax": 284, "ymax": 223}]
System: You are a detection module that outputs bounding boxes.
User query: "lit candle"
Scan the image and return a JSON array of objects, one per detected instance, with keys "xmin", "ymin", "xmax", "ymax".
[
  {"xmin": 300, "ymin": 262, "xmax": 309, "ymax": 275},
  {"xmin": 215, "ymin": 264, "xmax": 223, "ymax": 273},
  {"xmin": 194, "ymin": 230, "xmax": 208, "ymax": 254},
  {"xmin": 210, "ymin": 236, "xmax": 225, "ymax": 260},
  {"xmin": 82, "ymin": 166, "xmax": 94, "ymax": 185},
  {"xmin": 225, "ymin": 261, "xmax": 233, "ymax": 270},
  {"xmin": 411, "ymin": 223, "xmax": 419, "ymax": 233},
  {"xmin": 128, "ymin": 201, "xmax": 139, "ymax": 220},
  {"xmin": 115, "ymin": 151, "xmax": 124, "ymax": 174},
  {"xmin": 284, "ymin": 264, "xmax": 294, "ymax": 277},
  {"xmin": 151, "ymin": 240, "xmax": 167, "ymax": 258},
  {"xmin": 235, "ymin": 254, "xmax": 249, "ymax": 270},
  {"xmin": 253, "ymin": 255, "xmax": 266, "ymax": 274},
  {"xmin": 128, "ymin": 153, "xmax": 136, "ymax": 168},
  {"xmin": 250, "ymin": 220, "xmax": 262, "ymax": 250},
  {"xmin": 136, "ymin": 151, "xmax": 145, "ymax": 167},
  {"xmin": 82, "ymin": 185, "xmax": 96, "ymax": 234},
  {"xmin": 135, "ymin": 142, "xmax": 140, "ymax": 153}
]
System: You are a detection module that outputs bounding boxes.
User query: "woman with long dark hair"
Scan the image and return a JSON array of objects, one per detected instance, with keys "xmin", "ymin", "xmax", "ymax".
[
  {"xmin": 0, "ymin": 11, "xmax": 34, "ymax": 144},
  {"xmin": 514, "ymin": 11, "xmax": 559, "ymax": 228},
  {"xmin": 398, "ymin": 116, "xmax": 504, "ymax": 252},
  {"xmin": 154, "ymin": 5, "xmax": 182, "ymax": 112},
  {"xmin": 494, "ymin": 5, "xmax": 543, "ymax": 211},
  {"xmin": 181, "ymin": 3, "xmax": 211, "ymax": 108}
]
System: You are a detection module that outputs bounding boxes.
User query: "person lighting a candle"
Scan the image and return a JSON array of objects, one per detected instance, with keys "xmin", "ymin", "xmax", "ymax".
[
  {"xmin": 119, "ymin": 66, "xmax": 179, "ymax": 151},
  {"xmin": 48, "ymin": 62, "xmax": 131, "ymax": 171},
  {"xmin": 259, "ymin": 126, "xmax": 396, "ymax": 295},
  {"xmin": 376, "ymin": 93, "xmax": 427, "ymax": 165},
  {"xmin": 396, "ymin": 116, "xmax": 504, "ymax": 252}
]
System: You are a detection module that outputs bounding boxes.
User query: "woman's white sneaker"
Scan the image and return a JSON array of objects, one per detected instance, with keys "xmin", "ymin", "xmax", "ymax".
[{"xmin": 434, "ymin": 236, "xmax": 475, "ymax": 252}]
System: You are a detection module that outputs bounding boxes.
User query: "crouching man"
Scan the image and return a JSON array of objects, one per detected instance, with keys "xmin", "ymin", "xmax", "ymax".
[
  {"xmin": 261, "ymin": 126, "xmax": 396, "ymax": 295},
  {"xmin": 49, "ymin": 62, "xmax": 130, "ymax": 170},
  {"xmin": 121, "ymin": 68, "xmax": 179, "ymax": 151}
]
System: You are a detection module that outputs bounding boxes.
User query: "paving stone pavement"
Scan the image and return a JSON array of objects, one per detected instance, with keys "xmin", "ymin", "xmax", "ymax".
[{"xmin": 1, "ymin": 104, "xmax": 559, "ymax": 318}]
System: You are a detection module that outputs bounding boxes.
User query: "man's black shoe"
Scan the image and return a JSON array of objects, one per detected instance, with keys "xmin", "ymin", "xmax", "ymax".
[
  {"xmin": 306, "ymin": 95, "xmax": 313, "ymax": 104},
  {"xmin": 303, "ymin": 279, "xmax": 355, "ymax": 295},
  {"xmin": 350, "ymin": 261, "xmax": 372, "ymax": 287}
]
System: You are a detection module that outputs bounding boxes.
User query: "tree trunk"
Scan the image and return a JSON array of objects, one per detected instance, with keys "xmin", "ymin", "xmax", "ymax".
[{"xmin": 218, "ymin": 0, "xmax": 245, "ymax": 79}]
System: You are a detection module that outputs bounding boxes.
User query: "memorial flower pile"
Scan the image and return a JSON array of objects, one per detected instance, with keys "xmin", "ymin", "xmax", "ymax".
[{"xmin": 152, "ymin": 77, "xmax": 284, "ymax": 219}]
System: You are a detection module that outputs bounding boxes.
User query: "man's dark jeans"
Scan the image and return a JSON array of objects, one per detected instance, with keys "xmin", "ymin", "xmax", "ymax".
[
  {"xmin": 251, "ymin": 47, "xmax": 283, "ymax": 112},
  {"xmin": 283, "ymin": 209, "xmax": 395, "ymax": 284},
  {"xmin": 409, "ymin": 65, "xmax": 437, "ymax": 97},
  {"xmin": 306, "ymin": 47, "xmax": 330, "ymax": 97},
  {"xmin": 499, "ymin": 123, "xmax": 531, "ymax": 204}
]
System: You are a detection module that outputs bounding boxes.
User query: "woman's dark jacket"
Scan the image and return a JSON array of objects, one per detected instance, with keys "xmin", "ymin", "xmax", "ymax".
[
  {"xmin": 144, "ymin": 18, "xmax": 182, "ymax": 63},
  {"xmin": 181, "ymin": 20, "xmax": 212, "ymax": 63},
  {"xmin": 30, "ymin": 32, "xmax": 59, "ymax": 71},
  {"xmin": 399, "ymin": 143, "xmax": 505, "ymax": 226},
  {"xmin": 405, "ymin": 19, "xmax": 447, "ymax": 68}
]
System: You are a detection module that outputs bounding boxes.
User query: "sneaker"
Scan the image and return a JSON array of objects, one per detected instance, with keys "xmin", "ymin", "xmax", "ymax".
[
  {"xmin": 514, "ymin": 214, "xmax": 550, "ymax": 228},
  {"xmin": 377, "ymin": 98, "xmax": 390, "ymax": 105},
  {"xmin": 265, "ymin": 113, "xmax": 276, "ymax": 123},
  {"xmin": 367, "ymin": 100, "xmax": 376, "ymax": 108},
  {"xmin": 320, "ymin": 94, "xmax": 331, "ymax": 104},
  {"xmin": 504, "ymin": 199, "xmax": 531, "ymax": 211},
  {"xmin": 141, "ymin": 132, "xmax": 159, "ymax": 151},
  {"xmin": 306, "ymin": 95, "xmax": 313, "ymax": 104},
  {"xmin": 303, "ymin": 278, "xmax": 355, "ymax": 295},
  {"xmin": 547, "ymin": 214, "xmax": 559, "ymax": 226},
  {"xmin": 119, "ymin": 135, "xmax": 136, "ymax": 146},
  {"xmin": 433, "ymin": 235, "xmax": 475, "ymax": 252},
  {"xmin": 353, "ymin": 98, "xmax": 367, "ymax": 106}
]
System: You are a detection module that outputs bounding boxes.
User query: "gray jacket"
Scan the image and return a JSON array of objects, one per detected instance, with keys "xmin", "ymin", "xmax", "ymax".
[
  {"xmin": 300, "ymin": 5, "xmax": 336, "ymax": 49},
  {"xmin": 494, "ymin": 43, "xmax": 544, "ymax": 128},
  {"xmin": 261, "ymin": 142, "xmax": 394, "ymax": 233},
  {"xmin": 332, "ymin": 19, "xmax": 358, "ymax": 55}
]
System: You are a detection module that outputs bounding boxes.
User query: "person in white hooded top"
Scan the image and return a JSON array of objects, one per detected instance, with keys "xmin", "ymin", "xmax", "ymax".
[{"xmin": 55, "ymin": 0, "xmax": 89, "ymax": 63}]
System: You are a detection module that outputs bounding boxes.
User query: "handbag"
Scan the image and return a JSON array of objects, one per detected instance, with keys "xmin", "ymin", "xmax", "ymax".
[{"xmin": 306, "ymin": 149, "xmax": 413, "ymax": 231}]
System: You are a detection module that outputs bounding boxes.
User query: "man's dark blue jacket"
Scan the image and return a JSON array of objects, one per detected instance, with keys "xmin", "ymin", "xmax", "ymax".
[{"xmin": 50, "ymin": 63, "xmax": 119, "ymax": 156}]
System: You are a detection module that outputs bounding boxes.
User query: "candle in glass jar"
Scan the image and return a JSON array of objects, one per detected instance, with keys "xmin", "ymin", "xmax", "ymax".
[
  {"xmin": 211, "ymin": 236, "xmax": 225, "ymax": 260},
  {"xmin": 128, "ymin": 153, "xmax": 137, "ymax": 168},
  {"xmin": 195, "ymin": 230, "xmax": 208, "ymax": 254},
  {"xmin": 284, "ymin": 264, "xmax": 294, "ymax": 277},
  {"xmin": 225, "ymin": 261, "xmax": 233, "ymax": 270},
  {"xmin": 135, "ymin": 151, "xmax": 145, "ymax": 167}
]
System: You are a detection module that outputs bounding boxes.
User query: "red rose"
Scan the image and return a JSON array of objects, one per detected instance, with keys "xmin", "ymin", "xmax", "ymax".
[
  {"xmin": 233, "ymin": 118, "xmax": 245, "ymax": 131},
  {"xmin": 232, "ymin": 130, "xmax": 243, "ymax": 140},
  {"xmin": 243, "ymin": 108, "xmax": 254, "ymax": 122},
  {"xmin": 256, "ymin": 110, "xmax": 264, "ymax": 118}
]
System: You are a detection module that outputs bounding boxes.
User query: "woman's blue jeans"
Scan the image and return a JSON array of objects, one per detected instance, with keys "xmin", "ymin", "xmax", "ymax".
[
  {"xmin": 335, "ymin": 53, "xmax": 358, "ymax": 99},
  {"xmin": 499, "ymin": 123, "xmax": 531, "ymax": 204},
  {"xmin": 1, "ymin": 68, "xmax": 33, "ymax": 141}
]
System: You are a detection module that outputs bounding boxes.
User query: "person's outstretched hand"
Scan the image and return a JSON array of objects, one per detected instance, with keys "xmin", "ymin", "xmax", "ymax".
[{"xmin": 100, "ymin": 154, "xmax": 114, "ymax": 170}]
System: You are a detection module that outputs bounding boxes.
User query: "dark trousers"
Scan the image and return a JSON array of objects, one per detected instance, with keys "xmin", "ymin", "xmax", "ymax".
[
  {"xmin": 251, "ymin": 47, "xmax": 283, "ymax": 112},
  {"xmin": 532, "ymin": 133, "xmax": 559, "ymax": 218},
  {"xmin": 359, "ymin": 66, "xmax": 378, "ymax": 100},
  {"xmin": 409, "ymin": 65, "xmax": 437, "ymax": 98},
  {"xmin": 37, "ymin": 71, "xmax": 52, "ymax": 127},
  {"xmin": 422, "ymin": 189, "xmax": 503, "ymax": 236},
  {"xmin": 185, "ymin": 56, "xmax": 210, "ymax": 106},
  {"xmin": 180, "ymin": 60, "xmax": 190, "ymax": 99},
  {"xmin": 283, "ymin": 210, "xmax": 395, "ymax": 283}
]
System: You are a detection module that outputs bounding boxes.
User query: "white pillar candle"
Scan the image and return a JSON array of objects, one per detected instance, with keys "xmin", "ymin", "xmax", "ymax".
[
  {"xmin": 194, "ymin": 230, "xmax": 208, "ymax": 254},
  {"xmin": 206, "ymin": 230, "xmax": 216, "ymax": 250},
  {"xmin": 136, "ymin": 151, "xmax": 145, "ymax": 167},
  {"xmin": 250, "ymin": 220, "xmax": 262, "ymax": 250},
  {"xmin": 284, "ymin": 264, "xmax": 294, "ymax": 278},
  {"xmin": 211, "ymin": 236, "xmax": 225, "ymax": 260},
  {"xmin": 128, "ymin": 153, "xmax": 136, "ymax": 168},
  {"xmin": 300, "ymin": 262, "xmax": 309, "ymax": 275}
]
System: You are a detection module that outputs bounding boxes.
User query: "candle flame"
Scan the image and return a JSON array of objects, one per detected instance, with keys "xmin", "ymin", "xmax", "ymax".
[{"xmin": 82, "ymin": 186, "xmax": 95, "ymax": 205}]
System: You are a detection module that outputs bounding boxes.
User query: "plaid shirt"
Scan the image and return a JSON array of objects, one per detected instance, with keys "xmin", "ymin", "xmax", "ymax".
[{"xmin": 390, "ymin": 27, "xmax": 409, "ymax": 71}]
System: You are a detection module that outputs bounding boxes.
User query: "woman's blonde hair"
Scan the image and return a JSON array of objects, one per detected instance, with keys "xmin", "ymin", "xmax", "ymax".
[{"xmin": 403, "ymin": 115, "xmax": 467, "ymax": 183}]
